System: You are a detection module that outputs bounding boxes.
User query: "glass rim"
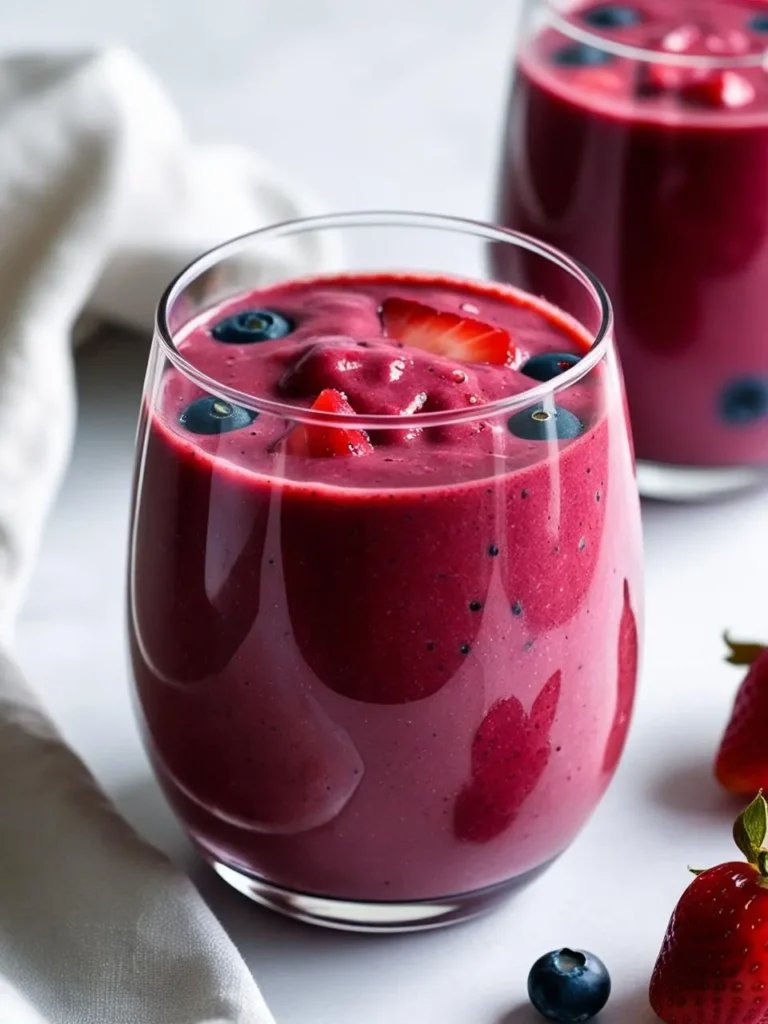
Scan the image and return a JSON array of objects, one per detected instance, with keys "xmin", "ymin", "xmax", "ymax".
[
  {"xmin": 154, "ymin": 211, "xmax": 614, "ymax": 430},
  {"xmin": 542, "ymin": 1, "xmax": 768, "ymax": 69}
]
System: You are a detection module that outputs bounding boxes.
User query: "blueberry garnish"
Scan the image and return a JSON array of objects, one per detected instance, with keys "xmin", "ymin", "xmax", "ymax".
[
  {"xmin": 583, "ymin": 4, "xmax": 642, "ymax": 28},
  {"xmin": 211, "ymin": 309, "xmax": 293, "ymax": 344},
  {"xmin": 528, "ymin": 948, "xmax": 611, "ymax": 1022},
  {"xmin": 553, "ymin": 43, "xmax": 615, "ymax": 66},
  {"xmin": 521, "ymin": 352, "xmax": 581, "ymax": 382},
  {"xmin": 508, "ymin": 404, "xmax": 583, "ymax": 441},
  {"xmin": 749, "ymin": 12, "xmax": 768, "ymax": 32},
  {"xmin": 720, "ymin": 377, "xmax": 768, "ymax": 424},
  {"xmin": 179, "ymin": 396, "xmax": 256, "ymax": 435}
]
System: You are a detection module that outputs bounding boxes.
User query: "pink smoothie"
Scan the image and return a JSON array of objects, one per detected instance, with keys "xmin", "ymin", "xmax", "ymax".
[
  {"xmin": 496, "ymin": 0, "xmax": 768, "ymax": 468},
  {"xmin": 129, "ymin": 273, "xmax": 641, "ymax": 903}
]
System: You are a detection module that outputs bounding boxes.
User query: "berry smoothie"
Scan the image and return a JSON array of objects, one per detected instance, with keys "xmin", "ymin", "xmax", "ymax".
[
  {"xmin": 496, "ymin": 0, "xmax": 768, "ymax": 468},
  {"xmin": 130, "ymin": 272, "xmax": 641, "ymax": 905}
]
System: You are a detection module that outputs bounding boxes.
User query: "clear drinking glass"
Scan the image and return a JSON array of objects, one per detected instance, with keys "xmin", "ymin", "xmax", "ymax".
[
  {"xmin": 128, "ymin": 212, "xmax": 642, "ymax": 932},
  {"xmin": 495, "ymin": 0, "xmax": 768, "ymax": 500}
]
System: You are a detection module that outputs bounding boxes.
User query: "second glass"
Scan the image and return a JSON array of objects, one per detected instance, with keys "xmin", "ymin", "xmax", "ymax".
[
  {"xmin": 129, "ymin": 212, "xmax": 642, "ymax": 931},
  {"xmin": 496, "ymin": 0, "xmax": 768, "ymax": 499}
]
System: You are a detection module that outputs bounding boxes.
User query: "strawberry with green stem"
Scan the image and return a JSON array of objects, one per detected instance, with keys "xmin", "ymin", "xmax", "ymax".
[
  {"xmin": 715, "ymin": 634, "xmax": 768, "ymax": 796},
  {"xmin": 650, "ymin": 791, "xmax": 768, "ymax": 1023}
]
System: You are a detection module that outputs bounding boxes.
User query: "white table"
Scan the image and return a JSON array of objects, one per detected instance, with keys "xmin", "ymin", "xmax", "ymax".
[{"xmin": 10, "ymin": 0, "xmax": 768, "ymax": 1020}]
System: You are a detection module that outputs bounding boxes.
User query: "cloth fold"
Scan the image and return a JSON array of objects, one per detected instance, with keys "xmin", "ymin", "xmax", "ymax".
[{"xmin": 0, "ymin": 45, "xmax": 335, "ymax": 1024}]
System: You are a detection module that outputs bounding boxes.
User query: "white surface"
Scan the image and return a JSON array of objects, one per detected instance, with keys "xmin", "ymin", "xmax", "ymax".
[{"xmin": 10, "ymin": 1, "xmax": 768, "ymax": 1022}]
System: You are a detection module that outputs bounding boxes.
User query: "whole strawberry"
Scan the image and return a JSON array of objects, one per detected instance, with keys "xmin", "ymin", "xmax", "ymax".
[
  {"xmin": 650, "ymin": 792, "xmax": 768, "ymax": 1023},
  {"xmin": 716, "ymin": 634, "xmax": 768, "ymax": 796}
]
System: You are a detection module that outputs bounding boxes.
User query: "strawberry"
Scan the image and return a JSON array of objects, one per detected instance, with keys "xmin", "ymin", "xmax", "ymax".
[
  {"xmin": 715, "ymin": 634, "xmax": 768, "ymax": 796},
  {"xmin": 650, "ymin": 792, "xmax": 768, "ymax": 1023},
  {"xmin": 680, "ymin": 70, "xmax": 755, "ymax": 109},
  {"xmin": 287, "ymin": 388, "xmax": 373, "ymax": 458},
  {"xmin": 575, "ymin": 67, "xmax": 625, "ymax": 95},
  {"xmin": 639, "ymin": 62, "xmax": 688, "ymax": 95},
  {"xmin": 380, "ymin": 297, "xmax": 515, "ymax": 365},
  {"xmin": 454, "ymin": 670, "xmax": 561, "ymax": 843},
  {"xmin": 602, "ymin": 579, "xmax": 639, "ymax": 775}
]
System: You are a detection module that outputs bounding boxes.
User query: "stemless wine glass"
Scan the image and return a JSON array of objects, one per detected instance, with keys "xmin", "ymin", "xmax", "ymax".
[
  {"xmin": 495, "ymin": 0, "xmax": 768, "ymax": 500},
  {"xmin": 128, "ymin": 212, "xmax": 642, "ymax": 932}
]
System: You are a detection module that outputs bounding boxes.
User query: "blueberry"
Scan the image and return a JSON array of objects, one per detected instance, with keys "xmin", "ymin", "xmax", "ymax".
[
  {"xmin": 720, "ymin": 377, "xmax": 768, "ymax": 424},
  {"xmin": 553, "ymin": 43, "xmax": 615, "ymax": 66},
  {"xmin": 179, "ymin": 396, "xmax": 256, "ymax": 435},
  {"xmin": 211, "ymin": 309, "xmax": 293, "ymax": 343},
  {"xmin": 528, "ymin": 948, "xmax": 611, "ymax": 1022},
  {"xmin": 521, "ymin": 352, "xmax": 581, "ymax": 382},
  {"xmin": 749, "ymin": 13, "xmax": 768, "ymax": 32},
  {"xmin": 583, "ymin": 4, "xmax": 642, "ymax": 28},
  {"xmin": 508, "ymin": 404, "xmax": 583, "ymax": 441}
]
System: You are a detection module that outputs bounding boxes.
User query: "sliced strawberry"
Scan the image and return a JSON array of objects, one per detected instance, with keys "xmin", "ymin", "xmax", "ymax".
[
  {"xmin": 680, "ymin": 70, "xmax": 755, "ymax": 109},
  {"xmin": 602, "ymin": 579, "xmax": 639, "ymax": 775},
  {"xmin": 380, "ymin": 298, "xmax": 515, "ymax": 365},
  {"xmin": 638, "ymin": 61, "xmax": 687, "ymax": 95},
  {"xmin": 660, "ymin": 23, "xmax": 703, "ymax": 53},
  {"xmin": 454, "ymin": 671, "xmax": 561, "ymax": 843},
  {"xmin": 715, "ymin": 637, "xmax": 768, "ymax": 795},
  {"xmin": 287, "ymin": 388, "xmax": 373, "ymax": 458},
  {"xmin": 650, "ymin": 794, "xmax": 768, "ymax": 1023},
  {"xmin": 575, "ymin": 67, "xmax": 625, "ymax": 95}
]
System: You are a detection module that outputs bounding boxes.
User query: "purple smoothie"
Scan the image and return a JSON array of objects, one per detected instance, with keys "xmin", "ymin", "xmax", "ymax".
[
  {"xmin": 496, "ymin": 0, "xmax": 768, "ymax": 468},
  {"xmin": 129, "ymin": 273, "xmax": 641, "ymax": 903}
]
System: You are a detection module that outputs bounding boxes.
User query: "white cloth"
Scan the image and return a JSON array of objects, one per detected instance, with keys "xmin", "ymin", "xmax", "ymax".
[{"xmin": 0, "ymin": 46, "xmax": 337, "ymax": 1024}]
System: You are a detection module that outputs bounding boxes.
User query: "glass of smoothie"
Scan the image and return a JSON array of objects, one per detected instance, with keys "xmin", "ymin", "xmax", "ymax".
[
  {"xmin": 496, "ymin": 0, "xmax": 768, "ymax": 500},
  {"xmin": 129, "ymin": 211, "xmax": 642, "ymax": 932}
]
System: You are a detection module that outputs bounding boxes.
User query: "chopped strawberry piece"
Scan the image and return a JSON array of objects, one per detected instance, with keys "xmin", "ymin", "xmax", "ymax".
[
  {"xmin": 602, "ymin": 580, "xmax": 639, "ymax": 775},
  {"xmin": 680, "ymin": 70, "xmax": 755, "ymax": 109},
  {"xmin": 660, "ymin": 23, "xmax": 702, "ymax": 53},
  {"xmin": 453, "ymin": 671, "xmax": 561, "ymax": 843},
  {"xmin": 287, "ymin": 388, "xmax": 373, "ymax": 458},
  {"xmin": 380, "ymin": 298, "xmax": 515, "ymax": 365},
  {"xmin": 639, "ymin": 61, "xmax": 687, "ymax": 95},
  {"xmin": 575, "ymin": 67, "xmax": 625, "ymax": 94}
]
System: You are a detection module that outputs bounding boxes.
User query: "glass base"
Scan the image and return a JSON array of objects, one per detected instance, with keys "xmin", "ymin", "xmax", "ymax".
[
  {"xmin": 208, "ymin": 856, "xmax": 557, "ymax": 933},
  {"xmin": 637, "ymin": 460, "xmax": 768, "ymax": 502}
]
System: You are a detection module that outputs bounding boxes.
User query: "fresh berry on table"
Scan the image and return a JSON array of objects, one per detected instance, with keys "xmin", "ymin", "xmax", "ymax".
[
  {"xmin": 527, "ymin": 947, "xmax": 611, "ymax": 1022},
  {"xmin": 649, "ymin": 792, "xmax": 768, "ymax": 1022},
  {"xmin": 715, "ymin": 634, "xmax": 768, "ymax": 795}
]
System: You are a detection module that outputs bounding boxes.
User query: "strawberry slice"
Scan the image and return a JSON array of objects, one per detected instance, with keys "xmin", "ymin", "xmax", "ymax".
[
  {"xmin": 680, "ymin": 70, "xmax": 755, "ymax": 109},
  {"xmin": 602, "ymin": 580, "xmax": 639, "ymax": 775},
  {"xmin": 453, "ymin": 670, "xmax": 561, "ymax": 843},
  {"xmin": 380, "ymin": 297, "xmax": 514, "ymax": 365},
  {"xmin": 287, "ymin": 388, "xmax": 373, "ymax": 458}
]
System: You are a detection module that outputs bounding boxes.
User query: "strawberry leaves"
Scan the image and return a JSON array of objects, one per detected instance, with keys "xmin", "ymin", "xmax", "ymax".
[
  {"xmin": 724, "ymin": 631, "xmax": 766, "ymax": 666},
  {"xmin": 733, "ymin": 791, "xmax": 768, "ymax": 872}
]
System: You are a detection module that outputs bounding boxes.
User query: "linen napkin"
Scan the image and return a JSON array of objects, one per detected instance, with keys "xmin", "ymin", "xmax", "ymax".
[{"xmin": 0, "ymin": 46, "xmax": 337, "ymax": 1024}]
